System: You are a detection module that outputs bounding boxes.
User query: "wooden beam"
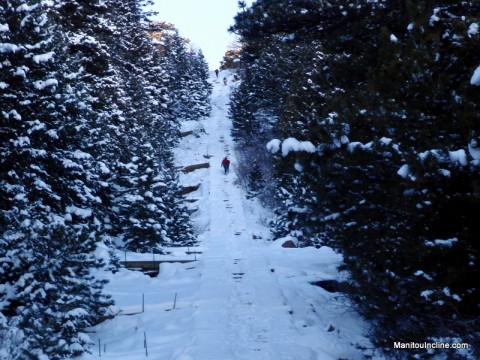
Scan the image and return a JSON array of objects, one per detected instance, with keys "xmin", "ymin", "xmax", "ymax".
[
  {"xmin": 181, "ymin": 183, "xmax": 200, "ymax": 195},
  {"xmin": 180, "ymin": 130, "xmax": 194, "ymax": 137},
  {"xmin": 181, "ymin": 162, "xmax": 209, "ymax": 173}
]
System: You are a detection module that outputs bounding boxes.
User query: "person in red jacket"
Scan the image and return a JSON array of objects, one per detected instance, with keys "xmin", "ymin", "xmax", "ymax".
[{"xmin": 221, "ymin": 157, "xmax": 230, "ymax": 174}]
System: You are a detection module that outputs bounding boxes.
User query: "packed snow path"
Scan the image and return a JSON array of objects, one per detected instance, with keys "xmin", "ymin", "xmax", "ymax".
[
  {"xmin": 186, "ymin": 76, "xmax": 316, "ymax": 360},
  {"xmin": 82, "ymin": 72, "xmax": 377, "ymax": 360}
]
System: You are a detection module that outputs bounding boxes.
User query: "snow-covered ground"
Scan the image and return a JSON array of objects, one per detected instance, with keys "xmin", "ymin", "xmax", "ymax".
[{"xmin": 80, "ymin": 71, "xmax": 379, "ymax": 360}]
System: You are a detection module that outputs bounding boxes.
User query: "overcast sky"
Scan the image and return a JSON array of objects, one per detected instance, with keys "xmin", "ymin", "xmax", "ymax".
[{"xmin": 150, "ymin": 0, "xmax": 253, "ymax": 70}]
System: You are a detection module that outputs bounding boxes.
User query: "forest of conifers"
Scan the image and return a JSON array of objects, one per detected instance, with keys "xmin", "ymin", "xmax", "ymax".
[
  {"xmin": 1, "ymin": 0, "xmax": 480, "ymax": 359},
  {"xmin": 0, "ymin": 1, "xmax": 210, "ymax": 358},
  {"xmin": 229, "ymin": 1, "xmax": 479, "ymax": 358}
]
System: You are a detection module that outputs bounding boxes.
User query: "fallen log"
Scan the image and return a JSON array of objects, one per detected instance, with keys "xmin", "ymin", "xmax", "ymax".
[
  {"xmin": 182, "ymin": 162, "xmax": 209, "ymax": 173},
  {"xmin": 181, "ymin": 130, "xmax": 194, "ymax": 137}
]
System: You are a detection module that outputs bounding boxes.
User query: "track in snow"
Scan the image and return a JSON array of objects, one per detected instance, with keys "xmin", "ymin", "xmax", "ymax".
[{"xmin": 185, "ymin": 74, "xmax": 321, "ymax": 360}]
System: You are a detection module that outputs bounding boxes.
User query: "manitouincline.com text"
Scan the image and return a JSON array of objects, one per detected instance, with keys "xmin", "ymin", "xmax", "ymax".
[{"xmin": 394, "ymin": 342, "xmax": 469, "ymax": 350}]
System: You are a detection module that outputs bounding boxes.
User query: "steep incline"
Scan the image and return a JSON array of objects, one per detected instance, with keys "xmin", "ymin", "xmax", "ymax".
[
  {"xmin": 176, "ymin": 72, "xmax": 374, "ymax": 360},
  {"xmin": 186, "ymin": 75, "xmax": 314, "ymax": 360},
  {"xmin": 82, "ymin": 71, "xmax": 376, "ymax": 360}
]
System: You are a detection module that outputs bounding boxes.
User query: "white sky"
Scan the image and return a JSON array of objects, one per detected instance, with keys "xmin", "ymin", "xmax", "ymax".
[{"xmin": 150, "ymin": 0, "xmax": 253, "ymax": 70}]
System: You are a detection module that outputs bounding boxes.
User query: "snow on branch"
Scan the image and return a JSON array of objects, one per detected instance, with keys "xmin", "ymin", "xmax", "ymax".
[
  {"xmin": 348, "ymin": 141, "xmax": 373, "ymax": 153},
  {"xmin": 33, "ymin": 51, "xmax": 54, "ymax": 63},
  {"xmin": 0, "ymin": 43, "xmax": 21, "ymax": 53},
  {"xmin": 66, "ymin": 206, "xmax": 92, "ymax": 219},
  {"xmin": 266, "ymin": 138, "xmax": 316, "ymax": 157},
  {"xmin": 468, "ymin": 140, "xmax": 480, "ymax": 160},
  {"xmin": 470, "ymin": 65, "xmax": 480, "ymax": 86},
  {"xmin": 397, "ymin": 164, "xmax": 411, "ymax": 179},
  {"xmin": 449, "ymin": 149, "xmax": 468, "ymax": 166},
  {"xmin": 468, "ymin": 23, "xmax": 479, "ymax": 37},
  {"xmin": 424, "ymin": 238, "xmax": 458, "ymax": 248},
  {"xmin": 34, "ymin": 78, "xmax": 58, "ymax": 90}
]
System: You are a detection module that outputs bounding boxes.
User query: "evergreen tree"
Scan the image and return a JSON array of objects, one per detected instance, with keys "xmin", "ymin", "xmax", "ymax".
[
  {"xmin": 231, "ymin": 0, "xmax": 480, "ymax": 357},
  {"xmin": 96, "ymin": 0, "xmax": 187, "ymax": 253},
  {"xmin": 9, "ymin": 227, "xmax": 112, "ymax": 359},
  {"xmin": 0, "ymin": 0, "xmax": 206, "ymax": 356},
  {"xmin": 185, "ymin": 49, "xmax": 212, "ymax": 119},
  {"xmin": 157, "ymin": 24, "xmax": 212, "ymax": 121},
  {"xmin": 0, "ymin": 0, "xmax": 113, "ymax": 357},
  {"xmin": 160, "ymin": 166, "xmax": 197, "ymax": 247},
  {"xmin": 114, "ymin": 142, "xmax": 170, "ymax": 253},
  {"xmin": 246, "ymin": 160, "xmax": 265, "ymax": 199}
]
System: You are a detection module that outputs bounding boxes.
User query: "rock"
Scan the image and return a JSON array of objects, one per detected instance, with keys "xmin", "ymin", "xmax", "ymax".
[
  {"xmin": 282, "ymin": 240, "xmax": 296, "ymax": 248},
  {"xmin": 326, "ymin": 323, "xmax": 335, "ymax": 332}
]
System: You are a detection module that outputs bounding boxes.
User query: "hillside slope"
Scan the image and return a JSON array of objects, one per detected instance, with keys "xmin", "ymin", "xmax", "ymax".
[{"xmin": 80, "ymin": 71, "xmax": 376, "ymax": 360}]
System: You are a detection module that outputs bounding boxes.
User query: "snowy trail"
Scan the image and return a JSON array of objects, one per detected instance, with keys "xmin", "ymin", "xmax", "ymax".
[
  {"xmin": 81, "ymin": 71, "xmax": 377, "ymax": 360},
  {"xmin": 185, "ymin": 75, "xmax": 323, "ymax": 360}
]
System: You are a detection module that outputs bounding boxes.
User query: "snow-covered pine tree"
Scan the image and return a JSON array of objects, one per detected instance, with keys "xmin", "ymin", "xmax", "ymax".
[
  {"xmin": 317, "ymin": 2, "xmax": 480, "ymax": 355},
  {"xmin": 246, "ymin": 160, "xmax": 265, "ymax": 199},
  {"xmin": 101, "ymin": 0, "xmax": 196, "ymax": 253},
  {"xmin": 159, "ymin": 154, "xmax": 197, "ymax": 247},
  {"xmin": 231, "ymin": 0, "xmax": 480, "ymax": 357},
  {"xmin": 154, "ymin": 23, "xmax": 212, "ymax": 121},
  {"xmin": 57, "ymin": 0, "xmax": 128, "ymax": 243},
  {"xmin": 8, "ymin": 227, "xmax": 112, "ymax": 359},
  {"xmin": 230, "ymin": 0, "xmax": 329, "ymax": 235},
  {"xmin": 355, "ymin": 3, "xmax": 480, "ymax": 354},
  {"xmin": 229, "ymin": 77, "xmax": 258, "ymax": 144},
  {"xmin": 0, "ymin": 0, "xmax": 113, "ymax": 357},
  {"xmin": 187, "ymin": 49, "xmax": 212, "ymax": 119},
  {"xmin": 114, "ymin": 142, "xmax": 170, "ymax": 253},
  {"xmin": 2, "ymin": 0, "xmax": 200, "ymax": 356}
]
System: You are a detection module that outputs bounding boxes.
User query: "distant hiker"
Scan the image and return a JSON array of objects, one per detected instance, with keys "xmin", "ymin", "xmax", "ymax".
[
  {"xmin": 223, "ymin": 77, "xmax": 227, "ymax": 85},
  {"xmin": 221, "ymin": 157, "xmax": 230, "ymax": 174},
  {"xmin": 215, "ymin": 69, "xmax": 219, "ymax": 78},
  {"xmin": 233, "ymin": 74, "xmax": 240, "ymax": 81}
]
